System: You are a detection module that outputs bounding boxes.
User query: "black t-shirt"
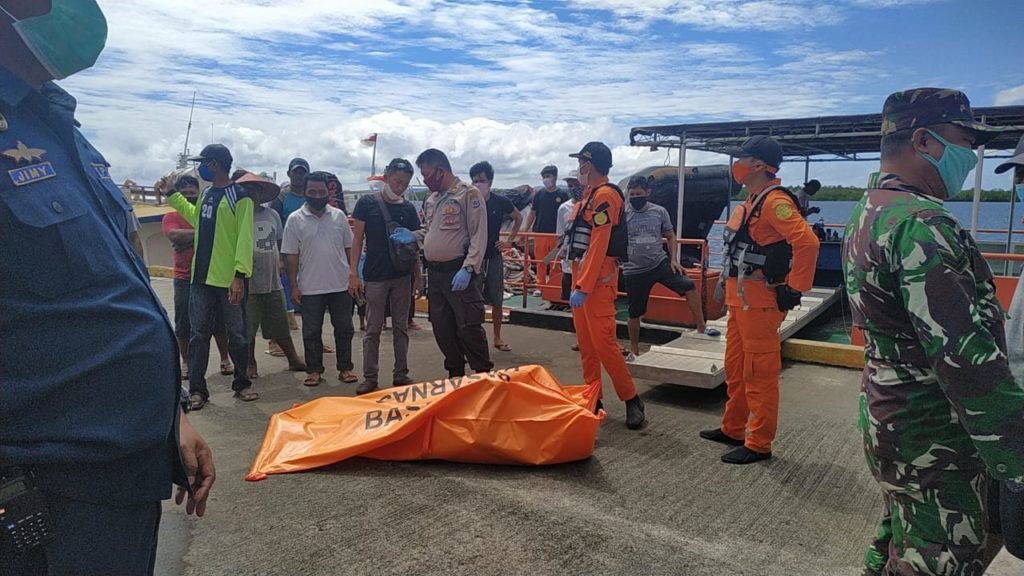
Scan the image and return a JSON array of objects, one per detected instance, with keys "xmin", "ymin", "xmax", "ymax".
[
  {"xmin": 530, "ymin": 187, "xmax": 568, "ymax": 233},
  {"xmin": 485, "ymin": 193, "xmax": 515, "ymax": 259},
  {"xmin": 352, "ymin": 194, "xmax": 421, "ymax": 282}
]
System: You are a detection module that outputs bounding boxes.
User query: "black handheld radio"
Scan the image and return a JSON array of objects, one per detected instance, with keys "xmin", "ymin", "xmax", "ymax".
[{"xmin": 0, "ymin": 468, "xmax": 53, "ymax": 554}]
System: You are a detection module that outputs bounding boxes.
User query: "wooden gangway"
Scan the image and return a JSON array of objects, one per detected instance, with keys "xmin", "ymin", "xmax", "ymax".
[{"xmin": 627, "ymin": 287, "xmax": 842, "ymax": 388}]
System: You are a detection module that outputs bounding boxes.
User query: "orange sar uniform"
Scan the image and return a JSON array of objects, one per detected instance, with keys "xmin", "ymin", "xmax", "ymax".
[
  {"xmin": 572, "ymin": 175, "xmax": 636, "ymax": 401},
  {"xmin": 721, "ymin": 179, "xmax": 819, "ymax": 453}
]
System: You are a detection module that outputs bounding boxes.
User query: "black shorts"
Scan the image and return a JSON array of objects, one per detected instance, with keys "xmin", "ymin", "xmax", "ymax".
[{"xmin": 625, "ymin": 260, "xmax": 695, "ymax": 319}]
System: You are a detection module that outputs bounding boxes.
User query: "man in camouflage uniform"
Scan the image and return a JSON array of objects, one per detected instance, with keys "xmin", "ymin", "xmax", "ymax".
[{"xmin": 844, "ymin": 88, "xmax": 1024, "ymax": 575}]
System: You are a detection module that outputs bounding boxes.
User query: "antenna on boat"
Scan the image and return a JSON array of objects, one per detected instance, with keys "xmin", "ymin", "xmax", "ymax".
[{"xmin": 175, "ymin": 92, "xmax": 197, "ymax": 169}]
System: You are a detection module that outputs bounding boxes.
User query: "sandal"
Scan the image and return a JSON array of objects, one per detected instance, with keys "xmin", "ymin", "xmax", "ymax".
[
  {"xmin": 339, "ymin": 370, "xmax": 358, "ymax": 384},
  {"xmin": 493, "ymin": 342, "xmax": 512, "ymax": 352},
  {"xmin": 323, "ymin": 345, "xmax": 335, "ymax": 354},
  {"xmin": 189, "ymin": 394, "xmax": 207, "ymax": 411},
  {"xmin": 233, "ymin": 388, "xmax": 259, "ymax": 402},
  {"xmin": 220, "ymin": 360, "xmax": 234, "ymax": 375},
  {"xmin": 265, "ymin": 342, "xmax": 286, "ymax": 357},
  {"xmin": 703, "ymin": 327, "xmax": 722, "ymax": 337},
  {"xmin": 304, "ymin": 373, "xmax": 323, "ymax": 387}
]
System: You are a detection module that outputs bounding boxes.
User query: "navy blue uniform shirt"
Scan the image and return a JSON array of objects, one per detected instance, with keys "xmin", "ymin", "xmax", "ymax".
[{"xmin": 0, "ymin": 67, "xmax": 182, "ymax": 505}]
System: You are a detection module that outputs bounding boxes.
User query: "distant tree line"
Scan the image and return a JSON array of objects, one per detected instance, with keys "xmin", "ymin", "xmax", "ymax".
[{"xmin": 736, "ymin": 185, "xmax": 1015, "ymax": 202}]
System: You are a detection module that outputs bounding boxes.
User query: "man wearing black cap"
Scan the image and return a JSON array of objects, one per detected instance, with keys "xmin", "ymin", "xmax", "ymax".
[
  {"xmin": 843, "ymin": 88, "xmax": 1024, "ymax": 575},
  {"xmin": 349, "ymin": 158, "xmax": 422, "ymax": 394},
  {"xmin": 525, "ymin": 164, "xmax": 569, "ymax": 292},
  {"xmin": 277, "ymin": 157, "xmax": 310, "ymax": 222},
  {"xmin": 700, "ymin": 135, "xmax": 818, "ymax": 464},
  {"xmin": 566, "ymin": 141, "xmax": 645, "ymax": 429},
  {"xmin": 168, "ymin": 143, "xmax": 258, "ymax": 408}
]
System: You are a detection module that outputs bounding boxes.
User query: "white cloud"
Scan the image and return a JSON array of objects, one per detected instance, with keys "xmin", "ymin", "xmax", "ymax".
[
  {"xmin": 40, "ymin": 0, "xmax": 996, "ymax": 192},
  {"xmin": 995, "ymin": 85, "xmax": 1024, "ymax": 106}
]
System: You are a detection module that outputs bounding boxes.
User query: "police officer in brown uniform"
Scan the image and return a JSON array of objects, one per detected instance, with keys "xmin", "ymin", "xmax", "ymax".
[{"xmin": 416, "ymin": 148, "xmax": 494, "ymax": 377}]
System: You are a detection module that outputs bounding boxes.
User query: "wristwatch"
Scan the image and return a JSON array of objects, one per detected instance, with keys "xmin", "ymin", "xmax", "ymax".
[{"xmin": 462, "ymin": 265, "xmax": 474, "ymax": 274}]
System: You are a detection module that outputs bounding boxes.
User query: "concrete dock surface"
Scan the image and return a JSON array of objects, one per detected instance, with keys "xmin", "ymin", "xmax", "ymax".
[{"xmin": 148, "ymin": 279, "xmax": 1022, "ymax": 576}]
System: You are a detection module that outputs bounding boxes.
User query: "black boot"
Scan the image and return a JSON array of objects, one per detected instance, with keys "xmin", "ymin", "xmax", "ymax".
[
  {"xmin": 699, "ymin": 428, "xmax": 744, "ymax": 447},
  {"xmin": 721, "ymin": 445, "xmax": 772, "ymax": 465},
  {"xmin": 625, "ymin": 396, "xmax": 646, "ymax": 430}
]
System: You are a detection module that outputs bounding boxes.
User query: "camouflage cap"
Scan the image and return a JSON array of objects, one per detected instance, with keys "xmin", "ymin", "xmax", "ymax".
[{"xmin": 880, "ymin": 88, "xmax": 1001, "ymax": 146}]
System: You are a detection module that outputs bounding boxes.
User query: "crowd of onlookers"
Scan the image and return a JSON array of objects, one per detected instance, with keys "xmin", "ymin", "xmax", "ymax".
[{"xmin": 157, "ymin": 143, "xmax": 726, "ymax": 410}]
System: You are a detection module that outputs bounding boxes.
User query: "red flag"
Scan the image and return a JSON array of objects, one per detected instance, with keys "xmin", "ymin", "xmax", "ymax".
[{"xmin": 360, "ymin": 133, "xmax": 377, "ymax": 146}]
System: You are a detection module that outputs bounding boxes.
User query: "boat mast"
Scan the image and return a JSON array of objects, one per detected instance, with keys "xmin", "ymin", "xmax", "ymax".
[{"xmin": 176, "ymin": 92, "xmax": 197, "ymax": 169}]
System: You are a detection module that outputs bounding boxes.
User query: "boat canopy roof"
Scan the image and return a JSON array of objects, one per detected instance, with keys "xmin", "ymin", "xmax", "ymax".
[{"xmin": 629, "ymin": 106, "xmax": 1024, "ymax": 161}]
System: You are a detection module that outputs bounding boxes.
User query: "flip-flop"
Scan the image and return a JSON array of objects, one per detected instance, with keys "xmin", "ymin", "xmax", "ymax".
[
  {"xmin": 323, "ymin": 345, "xmax": 335, "ymax": 354},
  {"xmin": 339, "ymin": 370, "xmax": 359, "ymax": 384},
  {"xmin": 264, "ymin": 348, "xmax": 286, "ymax": 358},
  {"xmin": 233, "ymin": 389, "xmax": 259, "ymax": 402},
  {"xmin": 304, "ymin": 374, "xmax": 323, "ymax": 387},
  {"xmin": 494, "ymin": 343, "xmax": 512, "ymax": 352},
  {"xmin": 220, "ymin": 361, "xmax": 234, "ymax": 375}
]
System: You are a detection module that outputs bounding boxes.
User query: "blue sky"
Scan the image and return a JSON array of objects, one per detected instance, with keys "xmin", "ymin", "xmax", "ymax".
[{"xmin": 63, "ymin": 0, "xmax": 1024, "ymax": 190}]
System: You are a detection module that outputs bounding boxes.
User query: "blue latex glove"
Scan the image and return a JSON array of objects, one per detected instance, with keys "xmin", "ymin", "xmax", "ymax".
[
  {"xmin": 569, "ymin": 290, "xmax": 587, "ymax": 309},
  {"xmin": 451, "ymin": 268, "xmax": 472, "ymax": 292},
  {"xmin": 390, "ymin": 227, "xmax": 416, "ymax": 245}
]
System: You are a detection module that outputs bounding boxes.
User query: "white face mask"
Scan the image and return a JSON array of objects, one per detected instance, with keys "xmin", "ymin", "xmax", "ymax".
[{"xmin": 475, "ymin": 181, "xmax": 491, "ymax": 195}]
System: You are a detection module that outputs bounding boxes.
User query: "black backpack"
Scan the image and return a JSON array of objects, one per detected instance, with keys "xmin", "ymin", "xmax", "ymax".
[{"xmin": 374, "ymin": 193, "xmax": 419, "ymax": 273}]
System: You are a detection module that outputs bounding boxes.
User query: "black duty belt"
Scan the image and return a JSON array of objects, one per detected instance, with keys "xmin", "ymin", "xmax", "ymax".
[{"xmin": 425, "ymin": 258, "xmax": 465, "ymax": 272}]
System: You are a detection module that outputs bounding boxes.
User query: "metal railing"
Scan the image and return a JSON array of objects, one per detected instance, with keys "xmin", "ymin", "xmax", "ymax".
[{"xmin": 493, "ymin": 231, "xmax": 711, "ymax": 316}]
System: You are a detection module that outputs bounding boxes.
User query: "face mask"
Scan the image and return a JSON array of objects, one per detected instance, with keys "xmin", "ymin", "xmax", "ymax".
[
  {"xmin": 475, "ymin": 181, "xmax": 491, "ymax": 195},
  {"xmin": 920, "ymin": 129, "xmax": 977, "ymax": 197},
  {"xmin": 630, "ymin": 197, "xmax": 648, "ymax": 210},
  {"xmin": 731, "ymin": 161, "xmax": 752, "ymax": 185},
  {"xmin": 570, "ymin": 186, "xmax": 583, "ymax": 201},
  {"xmin": 543, "ymin": 177, "xmax": 556, "ymax": 189},
  {"xmin": 198, "ymin": 163, "xmax": 214, "ymax": 182},
  {"xmin": 1016, "ymin": 183, "xmax": 1024, "ymax": 204},
  {"xmin": 578, "ymin": 164, "xmax": 591, "ymax": 188},
  {"xmin": 0, "ymin": 0, "xmax": 108, "ymax": 80},
  {"xmin": 423, "ymin": 169, "xmax": 445, "ymax": 192},
  {"xmin": 306, "ymin": 196, "xmax": 329, "ymax": 211}
]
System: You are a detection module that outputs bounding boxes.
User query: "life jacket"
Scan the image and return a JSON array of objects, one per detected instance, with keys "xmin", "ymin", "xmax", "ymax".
[
  {"xmin": 714, "ymin": 184, "xmax": 799, "ymax": 308},
  {"xmin": 567, "ymin": 183, "xmax": 629, "ymax": 261}
]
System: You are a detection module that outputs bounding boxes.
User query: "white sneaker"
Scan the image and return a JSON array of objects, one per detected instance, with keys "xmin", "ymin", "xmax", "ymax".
[{"xmin": 625, "ymin": 352, "xmax": 637, "ymax": 363}]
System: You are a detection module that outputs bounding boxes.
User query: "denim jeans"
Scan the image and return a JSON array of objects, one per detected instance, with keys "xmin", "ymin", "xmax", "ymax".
[
  {"xmin": 301, "ymin": 291, "xmax": 354, "ymax": 374},
  {"xmin": 188, "ymin": 282, "xmax": 250, "ymax": 397}
]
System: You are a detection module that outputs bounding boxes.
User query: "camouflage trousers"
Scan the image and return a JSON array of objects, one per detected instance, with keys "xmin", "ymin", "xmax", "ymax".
[{"xmin": 863, "ymin": 454, "xmax": 997, "ymax": 576}]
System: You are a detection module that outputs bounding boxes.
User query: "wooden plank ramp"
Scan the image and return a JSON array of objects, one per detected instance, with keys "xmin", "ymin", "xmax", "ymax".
[{"xmin": 627, "ymin": 287, "xmax": 841, "ymax": 389}]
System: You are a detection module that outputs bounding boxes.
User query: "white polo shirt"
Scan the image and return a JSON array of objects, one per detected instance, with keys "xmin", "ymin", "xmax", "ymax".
[{"xmin": 281, "ymin": 204, "xmax": 354, "ymax": 295}]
